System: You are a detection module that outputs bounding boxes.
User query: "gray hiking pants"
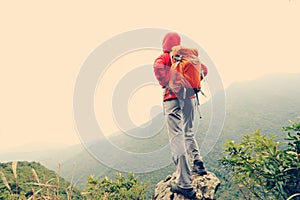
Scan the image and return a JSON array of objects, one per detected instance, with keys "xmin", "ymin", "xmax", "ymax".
[{"xmin": 163, "ymin": 97, "xmax": 202, "ymax": 189}]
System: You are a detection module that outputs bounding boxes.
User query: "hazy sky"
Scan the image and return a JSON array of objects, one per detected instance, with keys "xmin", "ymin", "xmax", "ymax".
[{"xmin": 1, "ymin": 1, "xmax": 300, "ymax": 151}]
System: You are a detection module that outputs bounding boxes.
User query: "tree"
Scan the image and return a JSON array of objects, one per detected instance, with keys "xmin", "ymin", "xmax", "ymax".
[{"xmin": 219, "ymin": 120, "xmax": 300, "ymax": 200}]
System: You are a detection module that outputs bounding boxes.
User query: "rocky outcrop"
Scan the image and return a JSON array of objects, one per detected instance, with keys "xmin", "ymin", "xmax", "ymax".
[{"xmin": 153, "ymin": 172, "xmax": 220, "ymax": 200}]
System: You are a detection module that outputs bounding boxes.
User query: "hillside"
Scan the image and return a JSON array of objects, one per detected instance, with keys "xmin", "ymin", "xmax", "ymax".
[
  {"xmin": 223, "ymin": 73, "xmax": 300, "ymax": 137},
  {"xmin": 205, "ymin": 73, "xmax": 300, "ymax": 198},
  {"xmin": 0, "ymin": 161, "xmax": 82, "ymax": 199},
  {"xmin": 50, "ymin": 73, "xmax": 299, "ymax": 197},
  {"xmin": 1, "ymin": 73, "xmax": 299, "ymax": 199}
]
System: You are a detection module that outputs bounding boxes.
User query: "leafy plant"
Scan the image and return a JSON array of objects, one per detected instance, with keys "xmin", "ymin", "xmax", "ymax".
[
  {"xmin": 84, "ymin": 172, "xmax": 147, "ymax": 200},
  {"xmin": 219, "ymin": 120, "xmax": 300, "ymax": 200}
]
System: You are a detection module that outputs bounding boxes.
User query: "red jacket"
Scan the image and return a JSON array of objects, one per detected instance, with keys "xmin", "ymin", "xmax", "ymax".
[
  {"xmin": 154, "ymin": 52, "xmax": 177, "ymax": 101},
  {"xmin": 153, "ymin": 32, "xmax": 208, "ymax": 101}
]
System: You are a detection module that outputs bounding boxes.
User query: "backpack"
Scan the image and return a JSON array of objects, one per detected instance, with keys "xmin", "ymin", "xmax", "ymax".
[{"xmin": 168, "ymin": 46, "xmax": 202, "ymax": 98}]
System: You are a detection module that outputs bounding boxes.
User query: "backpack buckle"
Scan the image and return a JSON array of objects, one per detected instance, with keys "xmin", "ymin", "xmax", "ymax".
[{"xmin": 173, "ymin": 55, "xmax": 182, "ymax": 62}]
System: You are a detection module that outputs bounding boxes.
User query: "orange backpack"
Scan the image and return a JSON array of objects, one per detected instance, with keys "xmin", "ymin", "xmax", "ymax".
[{"xmin": 168, "ymin": 46, "xmax": 202, "ymax": 98}]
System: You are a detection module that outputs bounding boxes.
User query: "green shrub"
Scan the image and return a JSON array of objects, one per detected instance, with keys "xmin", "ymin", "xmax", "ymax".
[
  {"xmin": 219, "ymin": 121, "xmax": 300, "ymax": 200},
  {"xmin": 84, "ymin": 172, "xmax": 147, "ymax": 200}
]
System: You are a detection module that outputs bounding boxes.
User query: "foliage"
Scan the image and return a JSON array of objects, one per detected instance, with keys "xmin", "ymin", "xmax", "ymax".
[
  {"xmin": 83, "ymin": 172, "xmax": 147, "ymax": 200},
  {"xmin": 219, "ymin": 121, "xmax": 300, "ymax": 200},
  {"xmin": 0, "ymin": 161, "xmax": 82, "ymax": 200},
  {"xmin": 0, "ymin": 162, "xmax": 149, "ymax": 199}
]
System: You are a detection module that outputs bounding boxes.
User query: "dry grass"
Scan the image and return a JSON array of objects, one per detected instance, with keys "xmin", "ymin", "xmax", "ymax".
[
  {"xmin": 31, "ymin": 168, "xmax": 40, "ymax": 183},
  {"xmin": 0, "ymin": 170, "xmax": 12, "ymax": 193},
  {"xmin": 0, "ymin": 162, "xmax": 81, "ymax": 200},
  {"xmin": 12, "ymin": 161, "xmax": 17, "ymax": 180}
]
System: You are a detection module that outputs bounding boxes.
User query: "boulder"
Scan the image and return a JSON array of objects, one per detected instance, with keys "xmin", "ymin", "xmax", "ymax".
[{"xmin": 153, "ymin": 171, "xmax": 220, "ymax": 200}]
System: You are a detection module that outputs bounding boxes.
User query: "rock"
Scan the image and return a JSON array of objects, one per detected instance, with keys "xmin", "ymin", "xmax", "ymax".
[{"xmin": 153, "ymin": 172, "xmax": 220, "ymax": 200}]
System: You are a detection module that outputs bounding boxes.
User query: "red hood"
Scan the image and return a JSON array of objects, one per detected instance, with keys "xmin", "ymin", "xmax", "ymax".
[{"xmin": 162, "ymin": 32, "xmax": 181, "ymax": 53}]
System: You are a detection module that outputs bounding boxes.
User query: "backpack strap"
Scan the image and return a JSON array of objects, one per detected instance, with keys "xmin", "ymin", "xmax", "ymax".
[
  {"xmin": 195, "ymin": 69, "xmax": 208, "ymax": 119},
  {"xmin": 195, "ymin": 69, "xmax": 206, "ymax": 119},
  {"xmin": 195, "ymin": 92, "xmax": 202, "ymax": 119},
  {"xmin": 169, "ymin": 58, "xmax": 187, "ymax": 99}
]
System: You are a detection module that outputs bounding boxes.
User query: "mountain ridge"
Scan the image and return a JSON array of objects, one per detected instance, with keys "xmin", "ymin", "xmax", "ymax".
[{"xmin": 1, "ymin": 73, "xmax": 299, "ymax": 197}]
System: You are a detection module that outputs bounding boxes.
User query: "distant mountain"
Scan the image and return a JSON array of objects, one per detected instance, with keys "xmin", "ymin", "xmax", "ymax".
[
  {"xmin": 201, "ymin": 73, "xmax": 300, "ymax": 165},
  {"xmin": 2, "ymin": 73, "xmax": 299, "ymax": 198},
  {"xmin": 54, "ymin": 73, "xmax": 300, "ymax": 187},
  {"xmin": 0, "ymin": 142, "xmax": 69, "ymax": 153},
  {"xmin": 220, "ymin": 73, "xmax": 300, "ymax": 139},
  {"xmin": 0, "ymin": 144, "xmax": 84, "ymax": 171}
]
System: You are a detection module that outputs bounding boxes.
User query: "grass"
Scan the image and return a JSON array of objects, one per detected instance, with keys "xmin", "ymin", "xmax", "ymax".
[{"xmin": 0, "ymin": 161, "xmax": 82, "ymax": 200}]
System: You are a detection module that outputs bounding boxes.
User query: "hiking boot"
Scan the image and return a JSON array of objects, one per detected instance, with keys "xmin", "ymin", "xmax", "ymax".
[
  {"xmin": 170, "ymin": 181, "xmax": 196, "ymax": 199},
  {"xmin": 192, "ymin": 160, "xmax": 207, "ymax": 176}
]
